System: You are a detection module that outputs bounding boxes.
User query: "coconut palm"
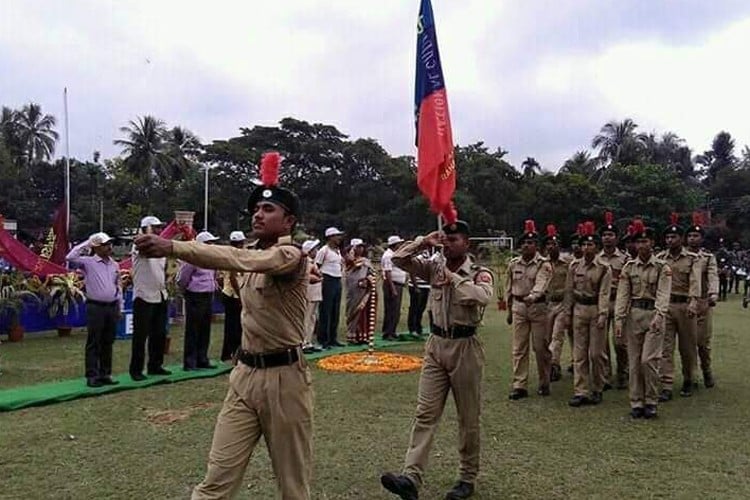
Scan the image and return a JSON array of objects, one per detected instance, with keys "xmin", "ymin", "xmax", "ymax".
[
  {"xmin": 521, "ymin": 156, "xmax": 541, "ymax": 178},
  {"xmin": 114, "ymin": 115, "xmax": 173, "ymax": 183},
  {"xmin": 559, "ymin": 150, "xmax": 601, "ymax": 178},
  {"xmin": 165, "ymin": 126, "xmax": 202, "ymax": 175},
  {"xmin": 14, "ymin": 103, "xmax": 59, "ymax": 163},
  {"xmin": 591, "ymin": 118, "xmax": 644, "ymax": 165}
]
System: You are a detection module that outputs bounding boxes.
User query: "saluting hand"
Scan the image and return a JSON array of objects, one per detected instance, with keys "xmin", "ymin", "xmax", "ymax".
[
  {"xmin": 422, "ymin": 231, "xmax": 445, "ymax": 248},
  {"xmin": 134, "ymin": 234, "xmax": 173, "ymax": 258}
]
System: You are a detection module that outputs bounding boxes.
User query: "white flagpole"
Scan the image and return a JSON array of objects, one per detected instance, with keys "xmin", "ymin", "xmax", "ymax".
[
  {"xmin": 203, "ymin": 165, "xmax": 209, "ymax": 231},
  {"xmin": 63, "ymin": 88, "xmax": 71, "ymax": 238}
]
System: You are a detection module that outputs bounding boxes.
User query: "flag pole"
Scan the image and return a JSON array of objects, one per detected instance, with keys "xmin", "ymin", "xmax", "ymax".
[{"xmin": 63, "ymin": 88, "xmax": 70, "ymax": 239}]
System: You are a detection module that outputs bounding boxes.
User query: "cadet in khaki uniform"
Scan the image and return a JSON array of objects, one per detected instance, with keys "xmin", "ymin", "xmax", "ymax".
[
  {"xmin": 657, "ymin": 215, "xmax": 701, "ymax": 401},
  {"xmin": 598, "ymin": 212, "xmax": 629, "ymax": 390},
  {"xmin": 505, "ymin": 220, "xmax": 553, "ymax": 399},
  {"xmin": 564, "ymin": 223, "xmax": 612, "ymax": 406},
  {"xmin": 543, "ymin": 225, "xmax": 571, "ymax": 383},
  {"xmin": 615, "ymin": 220, "xmax": 672, "ymax": 419},
  {"xmin": 685, "ymin": 213, "xmax": 719, "ymax": 388},
  {"xmin": 136, "ymin": 152, "xmax": 313, "ymax": 500},
  {"xmin": 380, "ymin": 221, "xmax": 493, "ymax": 500}
]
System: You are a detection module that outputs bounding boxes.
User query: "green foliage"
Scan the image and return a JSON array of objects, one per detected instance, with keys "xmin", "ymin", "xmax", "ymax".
[{"xmin": 44, "ymin": 274, "xmax": 85, "ymax": 318}]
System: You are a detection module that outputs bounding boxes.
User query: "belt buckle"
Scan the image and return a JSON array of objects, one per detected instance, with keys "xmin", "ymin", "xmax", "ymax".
[
  {"xmin": 257, "ymin": 354, "xmax": 265, "ymax": 369},
  {"xmin": 446, "ymin": 327, "xmax": 455, "ymax": 339},
  {"xmin": 287, "ymin": 349, "xmax": 294, "ymax": 364}
]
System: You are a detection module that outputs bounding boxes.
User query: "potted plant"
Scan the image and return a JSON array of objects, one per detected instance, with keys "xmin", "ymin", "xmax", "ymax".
[
  {"xmin": 0, "ymin": 279, "xmax": 39, "ymax": 342},
  {"xmin": 45, "ymin": 273, "xmax": 86, "ymax": 337}
]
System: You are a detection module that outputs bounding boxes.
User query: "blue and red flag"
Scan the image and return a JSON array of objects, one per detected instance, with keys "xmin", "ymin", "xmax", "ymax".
[{"xmin": 415, "ymin": 0, "xmax": 457, "ymax": 224}]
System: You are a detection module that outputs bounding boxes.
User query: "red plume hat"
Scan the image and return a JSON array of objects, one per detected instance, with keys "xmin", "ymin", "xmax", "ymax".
[
  {"xmin": 542, "ymin": 224, "xmax": 559, "ymax": 244},
  {"xmin": 663, "ymin": 211, "xmax": 684, "ymax": 236},
  {"xmin": 600, "ymin": 210, "xmax": 618, "ymax": 236},
  {"xmin": 687, "ymin": 211, "xmax": 705, "ymax": 235},
  {"xmin": 521, "ymin": 219, "xmax": 539, "ymax": 242},
  {"xmin": 247, "ymin": 151, "xmax": 300, "ymax": 216}
]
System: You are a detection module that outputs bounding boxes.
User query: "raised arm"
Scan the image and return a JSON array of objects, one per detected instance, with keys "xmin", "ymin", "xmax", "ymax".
[
  {"xmin": 452, "ymin": 269, "xmax": 494, "ymax": 306},
  {"xmin": 172, "ymin": 241, "xmax": 302, "ymax": 276},
  {"xmin": 65, "ymin": 240, "xmax": 92, "ymax": 265},
  {"xmin": 391, "ymin": 238, "xmax": 434, "ymax": 282}
]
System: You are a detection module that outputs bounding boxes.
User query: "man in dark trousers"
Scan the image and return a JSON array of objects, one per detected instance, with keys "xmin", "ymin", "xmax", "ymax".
[
  {"xmin": 220, "ymin": 230, "xmax": 246, "ymax": 361},
  {"xmin": 316, "ymin": 227, "xmax": 345, "ymax": 348},
  {"xmin": 381, "ymin": 235, "xmax": 407, "ymax": 339},
  {"xmin": 129, "ymin": 215, "xmax": 171, "ymax": 381},
  {"xmin": 66, "ymin": 232, "xmax": 122, "ymax": 387}
]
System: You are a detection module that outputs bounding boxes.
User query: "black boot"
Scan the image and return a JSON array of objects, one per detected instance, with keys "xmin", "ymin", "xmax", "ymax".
[
  {"xmin": 590, "ymin": 391, "xmax": 603, "ymax": 405},
  {"xmin": 643, "ymin": 404, "xmax": 658, "ymax": 419},
  {"xmin": 680, "ymin": 380, "xmax": 693, "ymax": 397},
  {"xmin": 445, "ymin": 481, "xmax": 474, "ymax": 500},
  {"xmin": 381, "ymin": 473, "xmax": 418, "ymax": 500},
  {"xmin": 629, "ymin": 407, "xmax": 644, "ymax": 419},
  {"xmin": 658, "ymin": 389, "xmax": 672, "ymax": 402},
  {"xmin": 703, "ymin": 371, "xmax": 715, "ymax": 388},
  {"xmin": 568, "ymin": 395, "xmax": 590, "ymax": 407},
  {"xmin": 537, "ymin": 385, "xmax": 550, "ymax": 396},
  {"xmin": 551, "ymin": 364, "xmax": 562, "ymax": 382}
]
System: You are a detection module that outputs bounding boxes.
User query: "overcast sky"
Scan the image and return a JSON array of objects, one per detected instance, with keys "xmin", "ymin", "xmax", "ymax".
[{"xmin": 2, "ymin": 0, "xmax": 749, "ymax": 170}]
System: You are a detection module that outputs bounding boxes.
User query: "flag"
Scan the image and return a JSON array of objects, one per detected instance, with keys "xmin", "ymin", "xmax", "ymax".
[
  {"xmin": 48, "ymin": 202, "xmax": 69, "ymax": 265},
  {"xmin": 415, "ymin": 0, "xmax": 457, "ymax": 224}
]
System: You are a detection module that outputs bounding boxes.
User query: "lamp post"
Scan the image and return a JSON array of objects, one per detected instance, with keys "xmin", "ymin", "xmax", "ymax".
[{"xmin": 203, "ymin": 164, "xmax": 211, "ymax": 231}]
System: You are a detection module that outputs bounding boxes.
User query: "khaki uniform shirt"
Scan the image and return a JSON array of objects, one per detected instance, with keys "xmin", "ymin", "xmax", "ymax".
[
  {"xmin": 563, "ymin": 256, "xmax": 613, "ymax": 316},
  {"xmin": 547, "ymin": 256, "xmax": 571, "ymax": 301},
  {"xmin": 614, "ymin": 254, "xmax": 672, "ymax": 323},
  {"xmin": 598, "ymin": 247, "xmax": 628, "ymax": 304},
  {"xmin": 220, "ymin": 270, "xmax": 244, "ymax": 299},
  {"xmin": 656, "ymin": 247, "xmax": 701, "ymax": 298},
  {"xmin": 504, "ymin": 253, "xmax": 552, "ymax": 304},
  {"xmin": 392, "ymin": 239, "xmax": 494, "ymax": 329},
  {"xmin": 172, "ymin": 235, "xmax": 307, "ymax": 353},
  {"xmin": 695, "ymin": 248, "xmax": 719, "ymax": 299}
]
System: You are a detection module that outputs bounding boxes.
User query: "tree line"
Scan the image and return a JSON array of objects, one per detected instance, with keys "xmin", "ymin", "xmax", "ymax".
[{"xmin": 1, "ymin": 103, "xmax": 749, "ymax": 246}]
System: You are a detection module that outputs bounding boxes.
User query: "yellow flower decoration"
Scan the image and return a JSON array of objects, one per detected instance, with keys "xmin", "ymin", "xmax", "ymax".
[{"xmin": 317, "ymin": 352, "xmax": 422, "ymax": 374}]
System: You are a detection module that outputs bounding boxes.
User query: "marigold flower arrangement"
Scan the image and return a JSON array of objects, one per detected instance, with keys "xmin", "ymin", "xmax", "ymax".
[{"xmin": 317, "ymin": 351, "xmax": 422, "ymax": 374}]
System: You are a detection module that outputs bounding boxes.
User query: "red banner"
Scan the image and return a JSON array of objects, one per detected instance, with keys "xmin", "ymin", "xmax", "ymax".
[
  {"xmin": 47, "ymin": 202, "xmax": 68, "ymax": 265},
  {"xmin": 0, "ymin": 215, "xmax": 69, "ymax": 276}
]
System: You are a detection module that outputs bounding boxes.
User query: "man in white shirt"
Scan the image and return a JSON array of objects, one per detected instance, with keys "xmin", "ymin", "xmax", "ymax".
[
  {"xmin": 381, "ymin": 235, "xmax": 407, "ymax": 340},
  {"xmin": 129, "ymin": 215, "xmax": 171, "ymax": 381},
  {"xmin": 315, "ymin": 227, "xmax": 345, "ymax": 348}
]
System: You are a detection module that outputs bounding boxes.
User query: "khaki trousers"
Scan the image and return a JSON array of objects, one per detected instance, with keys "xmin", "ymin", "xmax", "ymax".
[
  {"xmin": 606, "ymin": 308, "xmax": 629, "ymax": 384},
  {"xmin": 572, "ymin": 304, "xmax": 607, "ymax": 396},
  {"xmin": 403, "ymin": 334, "xmax": 484, "ymax": 489},
  {"xmin": 547, "ymin": 301, "xmax": 570, "ymax": 366},
  {"xmin": 192, "ymin": 361, "xmax": 313, "ymax": 500},
  {"xmin": 626, "ymin": 308, "xmax": 664, "ymax": 408},
  {"xmin": 696, "ymin": 301, "xmax": 713, "ymax": 373},
  {"xmin": 303, "ymin": 300, "xmax": 320, "ymax": 346},
  {"xmin": 511, "ymin": 302, "xmax": 550, "ymax": 389},
  {"xmin": 660, "ymin": 302, "xmax": 697, "ymax": 391}
]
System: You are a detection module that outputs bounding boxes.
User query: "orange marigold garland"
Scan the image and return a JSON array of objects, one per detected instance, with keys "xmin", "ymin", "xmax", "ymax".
[{"xmin": 317, "ymin": 352, "xmax": 422, "ymax": 374}]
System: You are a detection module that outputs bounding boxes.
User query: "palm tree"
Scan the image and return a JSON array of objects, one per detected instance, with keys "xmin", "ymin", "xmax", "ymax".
[
  {"xmin": 165, "ymin": 126, "xmax": 202, "ymax": 176},
  {"xmin": 114, "ymin": 115, "xmax": 173, "ymax": 183},
  {"xmin": 560, "ymin": 150, "xmax": 600, "ymax": 178},
  {"xmin": 591, "ymin": 118, "xmax": 643, "ymax": 165},
  {"xmin": 15, "ymin": 103, "xmax": 59, "ymax": 163},
  {"xmin": 697, "ymin": 131, "xmax": 736, "ymax": 184},
  {"xmin": 521, "ymin": 156, "xmax": 541, "ymax": 178}
]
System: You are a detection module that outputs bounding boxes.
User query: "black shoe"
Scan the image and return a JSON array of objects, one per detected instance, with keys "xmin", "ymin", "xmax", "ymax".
[
  {"xmin": 680, "ymin": 381, "xmax": 693, "ymax": 397},
  {"xmin": 130, "ymin": 373, "xmax": 147, "ymax": 382},
  {"xmin": 566, "ymin": 364, "xmax": 574, "ymax": 374},
  {"xmin": 537, "ymin": 385, "xmax": 550, "ymax": 396},
  {"xmin": 445, "ymin": 481, "xmax": 474, "ymax": 500},
  {"xmin": 197, "ymin": 364, "xmax": 217, "ymax": 370},
  {"xmin": 603, "ymin": 383, "xmax": 613, "ymax": 391},
  {"xmin": 508, "ymin": 388, "xmax": 528, "ymax": 400},
  {"xmin": 550, "ymin": 364, "xmax": 562, "ymax": 382},
  {"xmin": 147, "ymin": 367, "xmax": 172, "ymax": 376},
  {"xmin": 630, "ymin": 407, "xmax": 644, "ymax": 419},
  {"xmin": 86, "ymin": 379, "xmax": 103, "ymax": 388},
  {"xmin": 568, "ymin": 395, "xmax": 590, "ymax": 407},
  {"xmin": 658, "ymin": 389, "xmax": 673, "ymax": 402},
  {"xmin": 643, "ymin": 404, "xmax": 658, "ymax": 419},
  {"xmin": 99, "ymin": 377, "xmax": 119, "ymax": 385},
  {"xmin": 380, "ymin": 473, "xmax": 418, "ymax": 500},
  {"xmin": 331, "ymin": 341, "xmax": 345, "ymax": 347},
  {"xmin": 704, "ymin": 371, "xmax": 715, "ymax": 388},
  {"xmin": 590, "ymin": 391, "xmax": 603, "ymax": 405},
  {"xmin": 183, "ymin": 366, "xmax": 195, "ymax": 372}
]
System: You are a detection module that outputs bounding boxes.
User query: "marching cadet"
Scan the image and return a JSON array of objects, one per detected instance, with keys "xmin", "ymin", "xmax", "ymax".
[
  {"xmin": 564, "ymin": 222, "xmax": 612, "ymax": 406},
  {"xmin": 657, "ymin": 214, "xmax": 701, "ymax": 400},
  {"xmin": 506, "ymin": 220, "xmax": 553, "ymax": 399},
  {"xmin": 543, "ymin": 224, "xmax": 571, "ymax": 383},
  {"xmin": 623, "ymin": 224, "xmax": 638, "ymax": 260},
  {"xmin": 615, "ymin": 219, "xmax": 672, "ymax": 419},
  {"xmin": 136, "ymin": 152, "xmax": 313, "ymax": 500},
  {"xmin": 380, "ymin": 220, "xmax": 494, "ymax": 500},
  {"xmin": 685, "ymin": 212, "xmax": 719, "ymax": 388},
  {"xmin": 598, "ymin": 211, "xmax": 629, "ymax": 390}
]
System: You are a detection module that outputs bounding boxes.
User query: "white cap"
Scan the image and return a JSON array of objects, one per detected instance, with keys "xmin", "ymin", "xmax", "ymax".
[
  {"xmin": 140, "ymin": 215, "xmax": 163, "ymax": 228},
  {"xmin": 196, "ymin": 231, "xmax": 220, "ymax": 243},
  {"xmin": 89, "ymin": 232, "xmax": 113, "ymax": 247},
  {"xmin": 301, "ymin": 239, "xmax": 320, "ymax": 254},
  {"xmin": 229, "ymin": 231, "xmax": 246, "ymax": 242},
  {"xmin": 387, "ymin": 235, "xmax": 404, "ymax": 246},
  {"xmin": 349, "ymin": 238, "xmax": 364, "ymax": 247},
  {"xmin": 325, "ymin": 227, "xmax": 344, "ymax": 238}
]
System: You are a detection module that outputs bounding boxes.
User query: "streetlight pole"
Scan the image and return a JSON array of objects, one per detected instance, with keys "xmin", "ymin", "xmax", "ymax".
[{"xmin": 203, "ymin": 164, "xmax": 209, "ymax": 231}]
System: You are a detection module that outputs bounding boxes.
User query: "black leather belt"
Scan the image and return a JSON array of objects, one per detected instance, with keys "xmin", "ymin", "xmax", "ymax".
[
  {"xmin": 575, "ymin": 296, "xmax": 598, "ymax": 306},
  {"xmin": 670, "ymin": 294, "xmax": 689, "ymax": 304},
  {"xmin": 238, "ymin": 347, "xmax": 300, "ymax": 369},
  {"xmin": 547, "ymin": 294, "xmax": 564, "ymax": 303},
  {"xmin": 513, "ymin": 294, "xmax": 546, "ymax": 304},
  {"xmin": 431, "ymin": 325, "xmax": 477, "ymax": 339},
  {"xmin": 87, "ymin": 299, "xmax": 118, "ymax": 307},
  {"xmin": 631, "ymin": 299, "xmax": 655, "ymax": 310}
]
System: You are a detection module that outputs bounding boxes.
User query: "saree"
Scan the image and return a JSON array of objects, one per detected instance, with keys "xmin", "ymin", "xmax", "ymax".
[{"xmin": 345, "ymin": 258, "xmax": 377, "ymax": 344}]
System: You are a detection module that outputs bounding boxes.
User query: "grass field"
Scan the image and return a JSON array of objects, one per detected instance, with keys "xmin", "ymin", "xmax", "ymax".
[{"xmin": 1, "ymin": 296, "xmax": 749, "ymax": 499}]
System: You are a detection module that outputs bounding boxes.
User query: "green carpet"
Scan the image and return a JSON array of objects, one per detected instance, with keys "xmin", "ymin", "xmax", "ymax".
[{"xmin": 0, "ymin": 334, "xmax": 425, "ymax": 412}]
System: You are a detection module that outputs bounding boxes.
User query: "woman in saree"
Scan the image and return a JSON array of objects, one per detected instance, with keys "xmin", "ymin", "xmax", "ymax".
[{"xmin": 344, "ymin": 238, "xmax": 377, "ymax": 345}]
